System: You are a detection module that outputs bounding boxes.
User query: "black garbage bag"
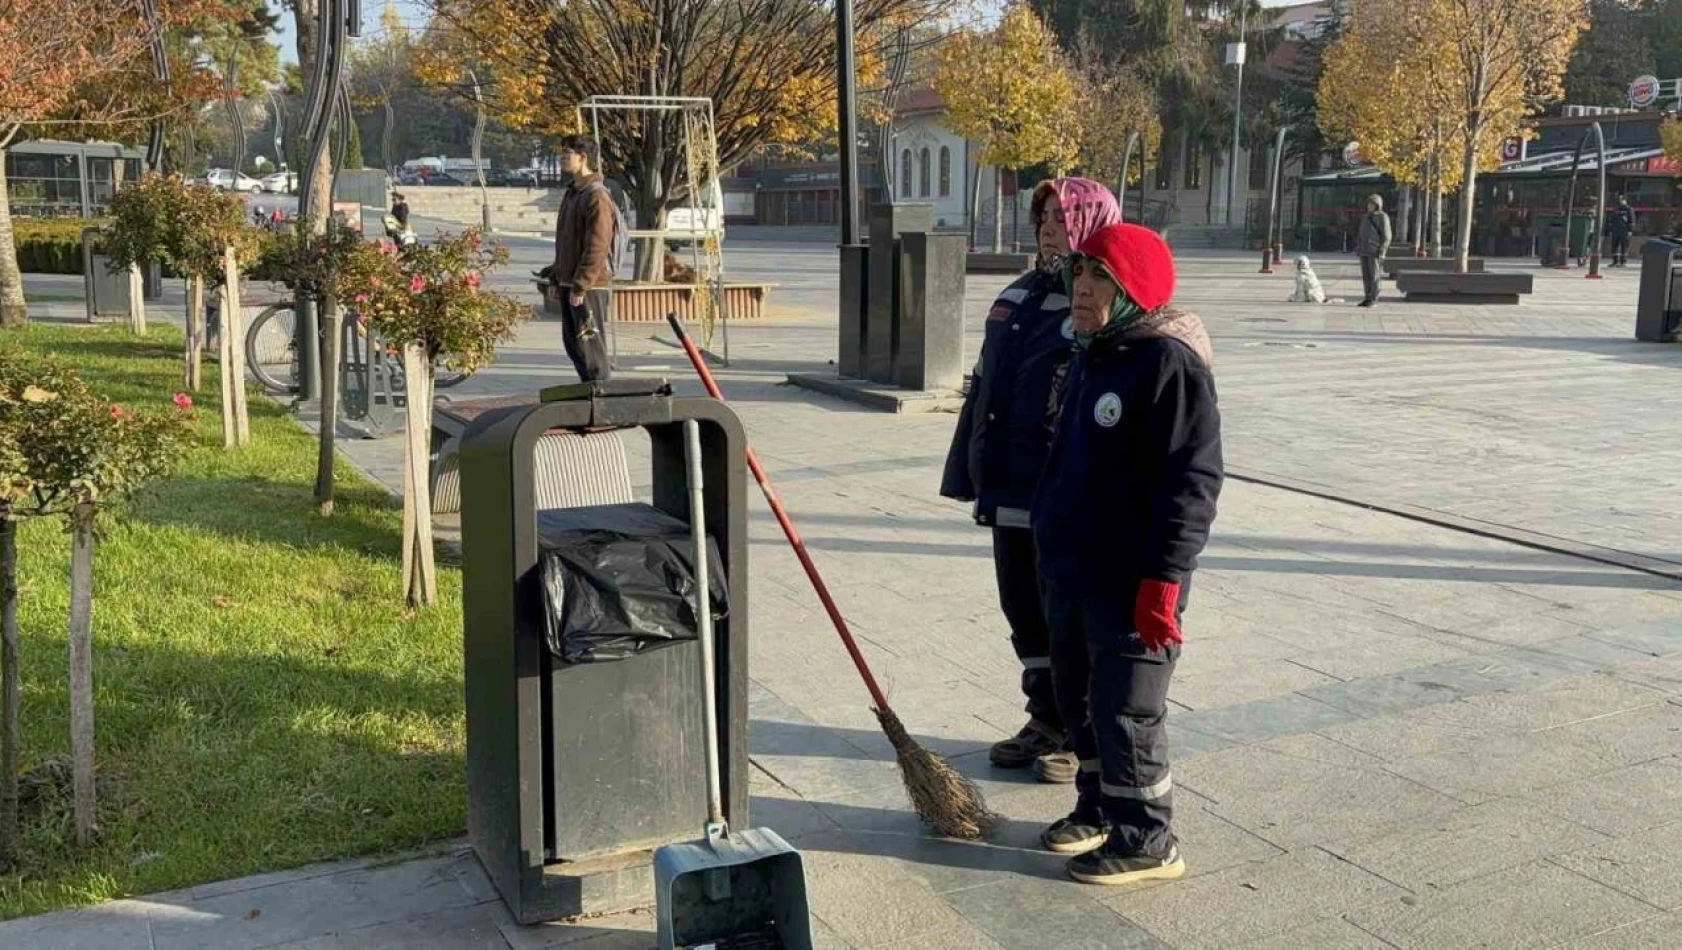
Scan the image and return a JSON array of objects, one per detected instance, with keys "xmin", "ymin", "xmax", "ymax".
[{"xmin": 536, "ymin": 503, "xmax": 728, "ymax": 663}]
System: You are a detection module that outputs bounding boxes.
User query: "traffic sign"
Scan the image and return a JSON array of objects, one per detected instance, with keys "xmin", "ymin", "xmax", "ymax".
[{"xmin": 1630, "ymin": 75, "xmax": 1661, "ymax": 108}]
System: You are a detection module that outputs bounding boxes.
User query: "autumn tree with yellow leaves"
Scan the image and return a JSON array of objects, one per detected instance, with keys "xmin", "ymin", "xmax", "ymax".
[
  {"xmin": 933, "ymin": 4, "xmax": 1079, "ymax": 252},
  {"xmin": 414, "ymin": 0, "xmax": 935, "ymax": 249},
  {"xmin": 1319, "ymin": 0, "xmax": 1587, "ymax": 271}
]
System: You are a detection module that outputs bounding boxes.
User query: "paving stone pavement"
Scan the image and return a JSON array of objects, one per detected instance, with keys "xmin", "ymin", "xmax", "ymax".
[{"xmin": 10, "ymin": 252, "xmax": 1682, "ymax": 948}]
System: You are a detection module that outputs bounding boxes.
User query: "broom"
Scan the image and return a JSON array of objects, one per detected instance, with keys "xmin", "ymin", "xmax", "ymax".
[{"xmin": 665, "ymin": 313, "xmax": 998, "ymax": 841}]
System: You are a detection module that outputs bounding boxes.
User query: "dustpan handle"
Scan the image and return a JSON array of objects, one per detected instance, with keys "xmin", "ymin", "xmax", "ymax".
[{"xmin": 684, "ymin": 420, "xmax": 726, "ymax": 830}]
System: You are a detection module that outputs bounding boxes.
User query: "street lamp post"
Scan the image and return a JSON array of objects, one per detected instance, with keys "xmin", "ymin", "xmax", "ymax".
[
  {"xmin": 835, "ymin": 0, "xmax": 868, "ymax": 379},
  {"xmin": 1225, "ymin": 3, "xmax": 1248, "ymax": 230}
]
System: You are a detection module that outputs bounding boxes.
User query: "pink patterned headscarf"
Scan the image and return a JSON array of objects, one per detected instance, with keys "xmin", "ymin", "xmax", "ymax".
[{"xmin": 1031, "ymin": 177, "xmax": 1122, "ymax": 267}]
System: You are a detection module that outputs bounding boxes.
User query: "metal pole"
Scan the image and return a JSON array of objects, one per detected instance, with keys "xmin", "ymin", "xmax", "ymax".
[
  {"xmin": 267, "ymin": 89, "xmax": 285, "ymax": 173},
  {"xmin": 1262, "ymin": 126, "xmax": 1285, "ymax": 271},
  {"xmin": 837, "ymin": 0, "xmax": 860, "ymax": 245},
  {"xmin": 296, "ymin": 0, "xmax": 348, "ymax": 403},
  {"xmin": 140, "ymin": 0, "xmax": 169, "ymax": 171},
  {"xmin": 225, "ymin": 53, "xmax": 245, "ymax": 177},
  {"xmin": 1588, "ymin": 121, "xmax": 1606, "ymax": 279},
  {"xmin": 1560, "ymin": 131, "xmax": 1588, "ymax": 270},
  {"xmin": 1226, "ymin": 3, "xmax": 1247, "ymax": 229},
  {"xmin": 1116, "ymin": 130, "xmax": 1141, "ymax": 222},
  {"xmin": 470, "ymin": 70, "xmax": 489, "ymax": 232}
]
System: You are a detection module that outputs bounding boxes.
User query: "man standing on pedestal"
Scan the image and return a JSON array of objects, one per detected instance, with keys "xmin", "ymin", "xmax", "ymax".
[
  {"xmin": 1357, "ymin": 194, "xmax": 1391, "ymax": 308},
  {"xmin": 941, "ymin": 178, "xmax": 1120, "ymax": 783},
  {"xmin": 552, "ymin": 134, "xmax": 618, "ymax": 382}
]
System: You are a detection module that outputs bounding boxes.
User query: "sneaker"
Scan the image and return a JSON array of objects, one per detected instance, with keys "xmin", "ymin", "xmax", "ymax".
[
  {"xmin": 989, "ymin": 722, "xmax": 1063, "ymax": 769},
  {"xmin": 1357, "ymin": 299, "xmax": 1374, "ymax": 308},
  {"xmin": 1040, "ymin": 812, "xmax": 1109, "ymax": 855},
  {"xmin": 1032, "ymin": 750, "xmax": 1078, "ymax": 784},
  {"xmin": 1068, "ymin": 842, "xmax": 1186, "ymax": 886}
]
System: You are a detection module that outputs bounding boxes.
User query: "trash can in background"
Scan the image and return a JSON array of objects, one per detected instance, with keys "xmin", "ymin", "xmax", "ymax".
[
  {"xmin": 457, "ymin": 380, "xmax": 751, "ymax": 925},
  {"xmin": 81, "ymin": 227, "xmax": 135, "ymax": 323},
  {"xmin": 1636, "ymin": 236, "xmax": 1682, "ymax": 342}
]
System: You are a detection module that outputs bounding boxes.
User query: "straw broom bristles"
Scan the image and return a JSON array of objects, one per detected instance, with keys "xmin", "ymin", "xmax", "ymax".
[{"xmin": 875, "ymin": 706, "xmax": 998, "ymax": 840}]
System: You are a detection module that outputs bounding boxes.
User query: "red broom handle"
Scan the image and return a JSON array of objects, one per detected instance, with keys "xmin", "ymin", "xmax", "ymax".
[{"xmin": 666, "ymin": 315, "xmax": 892, "ymax": 713}]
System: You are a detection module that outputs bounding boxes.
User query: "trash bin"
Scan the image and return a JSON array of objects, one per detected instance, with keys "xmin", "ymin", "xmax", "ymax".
[
  {"xmin": 80, "ymin": 227, "xmax": 135, "ymax": 322},
  {"xmin": 458, "ymin": 380, "xmax": 751, "ymax": 925},
  {"xmin": 1636, "ymin": 236, "xmax": 1682, "ymax": 342}
]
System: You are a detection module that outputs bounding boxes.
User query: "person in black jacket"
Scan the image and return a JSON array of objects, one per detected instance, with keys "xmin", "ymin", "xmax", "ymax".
[
  {"xmin": 1606, "ymin": 195, "xmax": 1635, "ymax": 267},
  {"xmin": 942, "ymin": 178, "xmax": 1121, "ymax": 779},
  {"xmin": 1032, "ymin": 223, "xmax": 1222, "ymax": 887}
]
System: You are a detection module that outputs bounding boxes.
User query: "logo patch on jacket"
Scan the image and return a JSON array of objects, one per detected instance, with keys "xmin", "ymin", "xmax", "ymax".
[
  {"xmin": 1094, "ymin": 392, "xmax": 1122, "ymax": 428},
  {"xmin": 988, "ymin": 305, "xmax": 1012, "ymax": 322},
  {"xmin": 1060, "ymin": 316, "xmax": 1075, "ymax": 340}
]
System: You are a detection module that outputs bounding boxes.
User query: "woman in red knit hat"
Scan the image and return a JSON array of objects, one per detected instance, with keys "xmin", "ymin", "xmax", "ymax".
[{"xmin": 1030, "ymin": 222, "xmax": 1223, "ymax": 886}]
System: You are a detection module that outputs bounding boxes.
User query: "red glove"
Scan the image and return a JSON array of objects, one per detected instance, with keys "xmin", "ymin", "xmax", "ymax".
[{"xmin": 1135, "ymin": 580, "xmax": 1183, "ymax": 651}]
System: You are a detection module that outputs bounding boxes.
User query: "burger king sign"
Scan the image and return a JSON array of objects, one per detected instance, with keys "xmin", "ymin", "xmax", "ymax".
[{"xmin": 1630, "ymin": 75, "xmax": 1661, "ymax": 109}]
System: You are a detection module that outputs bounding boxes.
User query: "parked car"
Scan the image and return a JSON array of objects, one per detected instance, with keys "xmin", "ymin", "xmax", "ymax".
[
  {"xmin": 259, "ymin": 171, "xmax": 297, "ymax": 194},
  {"xmin": 654, "ymin": 180, "xmax": 727, "ymax": 246},
  {"xmin": 422, "ymin": 173, "xmax": 468, "ymax": 186},
  {"xmin": 205, "ymin": 169, "xmax": 262, "ymax": 193}
]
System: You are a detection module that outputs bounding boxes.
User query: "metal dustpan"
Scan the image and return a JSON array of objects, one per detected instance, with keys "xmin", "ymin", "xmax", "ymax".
[{"xmin": 656, "ymin": 421, "xmax": 813, "ymax": 950}]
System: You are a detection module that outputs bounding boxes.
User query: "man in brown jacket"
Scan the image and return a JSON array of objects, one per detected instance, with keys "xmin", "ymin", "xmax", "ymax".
[{"xmin": 553, "ymin": 134, "xmax": 617, "ymax": 382}]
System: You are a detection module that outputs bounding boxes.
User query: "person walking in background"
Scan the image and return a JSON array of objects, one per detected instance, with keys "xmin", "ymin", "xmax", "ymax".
[
  {"xmin": 551, "ymin": 134, "xmax": 618, "ymax": 383},
  {"xmin": 1032, "ymin": 223, "xmax": 1222, "ymax": 886},
  {"xmin": 1606, "ymin": 194, "xmax": 1635, "ymax": 267},
  {"xmin": 1357, "ymin": 194, "xmax": 1392, "ymax": 307},
  {"xmin": 942, "ymin": 178, "xmax": 1121, "ymax": 783},
  {"xmin": 391, "ymin": 192, "xmax": 410, "ymax": 231}
]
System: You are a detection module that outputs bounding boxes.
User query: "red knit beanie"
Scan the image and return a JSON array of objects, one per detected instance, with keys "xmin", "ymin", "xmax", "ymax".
[{"xmin": 1076, "ymin": 224, "xmax": 1176, "ymax": 313}]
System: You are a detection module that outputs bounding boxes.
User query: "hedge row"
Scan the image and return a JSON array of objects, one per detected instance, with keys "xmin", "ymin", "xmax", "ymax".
[{"xmin": 12, "ymin": 218, "xmax": 105, "ymax": 275}]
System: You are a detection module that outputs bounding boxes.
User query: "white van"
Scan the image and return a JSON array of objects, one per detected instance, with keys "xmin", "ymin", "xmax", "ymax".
[{"xmin": 634, "ymin": 180, "xmax": 725, "ymax": 245}]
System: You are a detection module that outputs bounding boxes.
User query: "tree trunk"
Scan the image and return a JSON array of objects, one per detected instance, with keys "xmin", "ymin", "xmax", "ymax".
[
  {"xmin": 1397, "ymin": 186, "xmax": 1414, "ymax": 248},
  {"xmin": 1432, "ymin": 180, "xmax": 1445, "ymax": 259},
  {"xmin": 226, "ymin": 261, "xmax": 248, "ymax": 445},
  {"xmin": 991, "ymin": 169, "xmax": 1003, "ymax": 254},
  {"xmin": 67, "ymin": 503, "xmax": 96, "ymax": 847},
  {"xmin": 316, "ymin": 294, "xmax": 339, "ymax": 515},
  {"xmin": 0, "ymin": 516, "xmax": 19, "ymax": 867},
  {"xmin": 632, "ymin": 196, "xmax": 667, "ymax": 283},
  {"xmin": 218, "ymin": 277, "xmax": 237, "ymax": 448},
  {"xmin": 1455, "ymin": 125, "xmax": 1479, "ymax": 274},
  {"xmin": 185, "ymin": 276, "xmax": 204, "ymax": 391},
  {"xmin": 399, "ymin": 345, "xmax": 436, "ymax": 607},
  {"xmin": 0, "ymin": 139, "xmax": 28, "ymax": 329}
]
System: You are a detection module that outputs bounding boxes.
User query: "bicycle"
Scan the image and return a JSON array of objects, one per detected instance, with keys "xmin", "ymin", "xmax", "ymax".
[{"xmin": 244, "ymin": 301, "xmax": 472, "ymax": 395}]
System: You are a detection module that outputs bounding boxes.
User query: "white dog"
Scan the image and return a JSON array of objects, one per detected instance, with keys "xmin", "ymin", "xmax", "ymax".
[{"xmin": 1288, "ymin": 255, "xmax": 1327, "ymax": 304}]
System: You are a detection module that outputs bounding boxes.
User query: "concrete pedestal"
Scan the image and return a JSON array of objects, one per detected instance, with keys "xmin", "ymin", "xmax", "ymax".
[
  {"xmin": 838, "ymin": 245, "xmax": 869, "ymax": 378},
  {"xmin": 896, "ymin": 232, "xmax": 966, "ymax": 392},
  {"xmin": 866, "ymin": 203, "xmax": 933, "ymax": 383}
]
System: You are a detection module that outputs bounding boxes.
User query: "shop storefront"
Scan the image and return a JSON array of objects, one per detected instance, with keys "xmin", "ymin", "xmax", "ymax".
[
  {"xmin": 6, "ymin": 140, "xmax": 144, "ymax": 218},
  {"xmin": 753, "ymin": 160, "xmax": 884, "ymax": 226}
]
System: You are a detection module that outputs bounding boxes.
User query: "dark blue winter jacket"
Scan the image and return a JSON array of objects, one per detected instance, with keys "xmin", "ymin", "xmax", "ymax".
[
  {"xmin": 1032, "ymin": 316, "xmax": 1223, "ymax": 604},
  {"xmin": 941, "ymin": 269, "xmax": 1075, "ymax": 527}
]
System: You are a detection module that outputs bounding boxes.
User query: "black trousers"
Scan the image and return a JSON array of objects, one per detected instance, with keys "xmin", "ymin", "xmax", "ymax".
[
  {"xmin": 559, "ymin": 290, "xmax": 613, "ymax": 383},
  {"xmin": 1359, "ymin": 255, "xmax": 1381, "ymax": 303},
  {"xmin": 1045, "ymin": 577, "xmax": 1178, "ymax": 857},
  {"xmin": 992, "ymin": 526, "xmax": 1061, "ymax": 738},
  {"xmin": 1611, "ymin": 235, "xmax": 1630, "ymax": 265}
]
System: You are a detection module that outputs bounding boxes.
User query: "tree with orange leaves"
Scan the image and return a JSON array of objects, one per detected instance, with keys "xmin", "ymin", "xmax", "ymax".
[
  {"xmin": 0, "ymin": 0, "xmax": 232, "ymax": 328},
  {"xmin": 413, "ymin": 0, "xmax": 941, "ymax": 247}
]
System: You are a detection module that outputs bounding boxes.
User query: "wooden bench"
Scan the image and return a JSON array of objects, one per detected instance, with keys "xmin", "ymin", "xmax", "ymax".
[
  {"xmin": 1396, "ymin": 271, "xmax": 1533, "ymax": 304},
  {"xmin": 1384, "ymin": 257, "xmax": 1485, "ymax": 279},
  {"xmin": 535, "ymin": 281, "xmax": 769, "ymax": 322}
]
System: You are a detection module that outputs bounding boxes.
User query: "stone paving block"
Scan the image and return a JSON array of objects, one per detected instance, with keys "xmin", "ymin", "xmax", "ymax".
[
  {"xmin": 1387, "ymin": 729, "xmax": 1625, "ymax": 800},
  {"xmin": 1569, "ymin": 914, "xmax": 1682, "ymax": 950},
  {"xmin": 1526, "ymin": 758, "xmax": 1682, "ymax": 836},
  {"xmin": 1176, "ymin": 740, "xmax": 1466, "ymax": 849},
  {"xmin": 1297, "ymin": 664, "xmax": 1490, "ymax": 719},
  {"xmin": 1169, "ymin": 658, "xmax": 1339, "ymax": 711},
  {"xmin": 1327, "ymin": 800, "xmax": 1611, "ymax": 894},
  {"xmin": 1546, "ymin": 700, "xmax": 1682, "ymax": 767},
  {"xmin": 494, "ymin": 903, "xmax": 656, "ymax": 949},
  {"xmin": 0, "ymin": 900, "xmax": 154, "ymax": 949},
  {"xmin": 1166, "ymin": 720, "xmax": 1241, "ymax": 759},
  {"xmin": 1282, "ymin": 629, "xmax": 1480, "ymax": 682},
  {"xmin": 1455, "ymin": 673, "xmax": 1672, "ymax": 734},
  {"xmin": 1102, "ymin": 847, "xmax": 1406, "ymax": 949},
  {"xmin": 1583, "ymin": 615, "xmax": 1682, "ymax": 658},
  {"xmin": 1236, "ymin": 917, "xmax": 1398, "ymax": 950},
  {"xmin": 145, "ymin": 850, "xmax": 490, "ymax": 950},
  {"xmin": 1428, "ymin": 644, "xmax": 1600, "ymax": 693},
  {"xmin": 795, "ymin": 841, "xmax": 1010, "ymax": 948},
  {"xmin": 943, "ymin": 876, "xmax": 1168, "ymax": 950},
  {"xmin": 1347, "ymin": 860, "xmax": 1658, "ymax": 950},
  {"xmin": 1174, "ymin": 693, "xmax": 1357, "ymax": 745},
  {"xmin": 267, "ymin": 901, "xmax": 506, "ymax": 948},
  {"xmin": 1531, "ymin": 634, "xmax": 1658, "ymax": 671},
  {"xmin": 1549, "ymin": 820, "xmax": 1682, "ymax": 912},
  {"xmin": 1615, "ymin": 654, "xmax": 1682, "ymax": 696},
  {"xmin": 1436, "ymin": 607, "xmax": 1596, "ymax": 648}
]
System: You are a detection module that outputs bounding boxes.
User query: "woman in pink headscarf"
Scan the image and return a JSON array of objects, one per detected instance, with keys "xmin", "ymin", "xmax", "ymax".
[{"xmin": 941, "ymin": 178, "xmax": 1121, "ymax": 780}]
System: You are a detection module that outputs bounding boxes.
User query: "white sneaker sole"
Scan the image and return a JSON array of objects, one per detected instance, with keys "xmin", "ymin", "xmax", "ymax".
[
  {"xmin": 1068, "ymin": 856, "xmax": 1187, "ymax": 886},
  {"xmin": 1041, "ymin": 833, "xmax": 1108, "ymax": 855}
]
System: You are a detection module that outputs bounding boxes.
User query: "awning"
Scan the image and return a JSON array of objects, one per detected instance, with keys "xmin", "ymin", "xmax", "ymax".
[{"xmin": 1303, "ymin": 146, "xmax": 1668, "ymax": 183}]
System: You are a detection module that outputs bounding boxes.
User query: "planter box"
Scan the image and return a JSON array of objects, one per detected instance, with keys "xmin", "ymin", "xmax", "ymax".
[
  {"xmin": 536, "ymin": 281, "xmax": 769, "ymax": 322},
  {"xmin": 1384, "ymin": 257, "xmax": 1486, "ymax": 279},
  {"xmin": 1397, "ymin": 271, "xmax": 1533, "ymax": 304},
  {"xmin": 966, "ymin": 252, "xmax": 1034, "ymax": 274}
]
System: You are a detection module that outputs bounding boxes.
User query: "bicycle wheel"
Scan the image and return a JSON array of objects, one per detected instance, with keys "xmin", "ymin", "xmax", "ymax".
[{"xmin": 246, "ymin": 303, "xmax": 300, "ymax": 395}]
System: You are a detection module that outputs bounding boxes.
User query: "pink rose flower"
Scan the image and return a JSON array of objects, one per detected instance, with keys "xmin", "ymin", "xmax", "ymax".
[
  {"xmin": 110, "ymin": 404, "xmax": 126, "ymax": 419},
  {"xmin": 469, "ymin": 233, "xmax": 483, "ymax": 251},
  {"xmin": 465, "ymin": 271, "xmax": 481, "ymax": 290},
  {"xmin": 378, "ymin": 241, "xmax": 396, "ymax": 256},
  {"xmin": 354, "ymin": 293, "xmax": 369, "ymax": 304},
  {"xmin": 409, "ymin": 275, "xmax": 426, "ymax": 293},
  {"xmin": 172, "ymin": 392, "xmax": 193, "ymax": 410}
]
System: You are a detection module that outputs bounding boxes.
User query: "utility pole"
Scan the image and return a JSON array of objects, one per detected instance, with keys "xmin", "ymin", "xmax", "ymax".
[{"xmin": 1225, "ymin": 2, "xmax": 1248, "ymax": 229}]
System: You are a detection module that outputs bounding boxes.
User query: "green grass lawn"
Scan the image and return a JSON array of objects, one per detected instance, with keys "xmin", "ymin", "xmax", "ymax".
[{"xmin": 0, "ymin": 325, "xmax": 465, "ymax": 919}]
